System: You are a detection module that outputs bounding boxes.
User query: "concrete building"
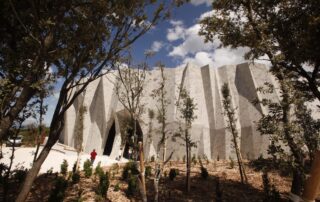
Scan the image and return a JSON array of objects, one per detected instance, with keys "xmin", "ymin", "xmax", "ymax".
[{"xmin": 60, "ymin": 62, "xmax": 281, "ymax": 160}]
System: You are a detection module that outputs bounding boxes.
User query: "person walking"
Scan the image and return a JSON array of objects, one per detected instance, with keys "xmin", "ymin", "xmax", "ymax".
[{"xmin": 90, "ymin": 149, "xmax": 97, "ymax": 165}]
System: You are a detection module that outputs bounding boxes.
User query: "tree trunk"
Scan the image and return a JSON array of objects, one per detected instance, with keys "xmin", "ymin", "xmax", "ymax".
[
  {"xmin": 15, "ymin": 141, "xmax": 53, "ymax": 202},
  {"xmin": 302, "ymin": 150, "xmax": 320, "ymax": 201},
  {"xmin": 0, "ymin": 87, "xmax": 36, "ymax": 140},
  {"xmin": 154, "ymin": 163, "xmax": 161, "ymax": 202},
  {"xmin": 186, "ymin": 140, "xmax": 191, "ymax": 193},
  {"xmin": 138, "ymin": 142, "xmax": 147, "ymax": 202},
  {"xmin": 162, "ymin": 139, "xmax": 166, "ymax": 163}
]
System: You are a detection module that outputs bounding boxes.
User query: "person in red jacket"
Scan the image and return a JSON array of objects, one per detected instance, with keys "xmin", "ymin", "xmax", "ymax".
[{"xmin": 90, "ymin": 149, "xmax": 97, "ymax": 164}]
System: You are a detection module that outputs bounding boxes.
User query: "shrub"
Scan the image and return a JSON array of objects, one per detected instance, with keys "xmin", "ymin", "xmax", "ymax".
[
  {"xmin": 72, "ymin": 162, "xmax": 77, "ymax": 173},
  {"xmin": 83, "ymin": 159, "xmax": 92, "ymax": 178},
  {"xmin": 111, "ymin": 163, "xmax": 120, "ymax": 174},
  {"xmin": 229, "ymin": 157, "xmax": 235, "ymax": 169},
  {"xmin": 49, "ymin": 176, "xmax": 68, "ymax": 202},
  {"xmin": 262, "ymin": 170, "xmax": 281, "ymax": 202},
  {"xmin": 122, "ymin": 161, "xmax": 139, "ymax": 180},
  {"xmin": 192, "ymin": 154, "xmax": 197, "ymax": 165},
  {"xmin": 150, "ymin": 155, "xmax": 155, "ymax": 162},
  {"xmin": 114, "ymin": 183, "xmax": 120, "ymax": 192},
  {"xmin": 95, "ymin": 162, "xmax": 104, "ymax": 176},
  {"xmin": 126, "ymin": 175, "xmax": 138, "ymax": 196},
  {"xmin": 169, "ymin": 168, "xmax": 178, "ymax": 181},
  {"xmin": 201, "ymin": 166, "xmax": 209, "ymax": 179},
  {"xmin": 145, "ymin": 166, "xmax": 152, "ymax": 178},
  {"xmin": 72, "ymin": 172, "xmax": 80, "ymax": 184},
  {"xmin": 13, "ymin": 168, "xmax": 28, "ymax": 183},
  {"xmin": 96, "ymin": 171, "xmax": 110, "ymax": 198},
  {"xmin": 60, "ymin": 159, "xmax": 68, "ymax": 176}
]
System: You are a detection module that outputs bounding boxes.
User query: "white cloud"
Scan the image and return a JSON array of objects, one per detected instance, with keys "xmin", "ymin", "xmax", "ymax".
[
  {"xmin": 167, "ymin": 14, "xmax": 249, "ymax": 68},
  {"xmin": 166, "ymin": 20, "xmax": 185, "ymax": 41},
  {"xmin": 190, "ymin": 0, "xmax": 213, "ymax": 6},
  {"xmin": 168, "ymin": 24, "xmax": 217, "ymax": 57},
  {"xmin": 150, "ymin": 41, "xmax": 164, "ymax": 52}
]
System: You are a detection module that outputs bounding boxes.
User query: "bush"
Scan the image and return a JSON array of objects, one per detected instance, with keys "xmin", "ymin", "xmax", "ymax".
[
  {"xmin": 122, "ymin": 161, "xmax": 139, "ymax": 180},
  {"xmin": 49, "ymin": 176, "xmax": 68, "ymax": 202},
  {"xmin": 83, "ymin": 159, "xmax": 92, "ymax": 178},
  {"xmin": 145, "ymin": 166, "xmax": 152, "ymax": 178},
  {"xmin": 150, "ymin": 155, "xmax": 155, "ymax": 162},
  {"xmin": 72, "ymin": 162, "xmax": 77, "ymax": 173},
  {"xmin": 126, "ymin": 175, "xmax": 138, "ymax": 196},
  {"xmin": 169, "ymin": 168, "xmax": 178, "ymax": 181},
  {"xmin": 72, "ymin": 172, "xmax": 80, "ymax": 184},
  {"xmin": 262, "ymin": 170, "xmax": 281, "ymax": 202},
  {"xmin": 13, "ymin": 168, "xmax": 28, "ymax": 183},
  {"xmin": 96, "ymin": 171, "xmax": 110, "ymax": 198},
  {"xmin": 229, "ymin": 157, "xmax": 235, "ymax": 169},
  {"xmin": 60, "ymin": 159, "xmax": 68, "ymax": 176},
  {"xmin": 192, "ymin": 154, "xmax": 197, "ymax": 165},
  {"xmin": 114, "ymin": 183, "xmax": 120, "ymax": 192},
  {"xmin": 95, "ymin": 162, "xmax": 104, "ymax": 176},
  {"xmin": 201, "ymin": 166, "xmax": 209, "ymax": 179}
]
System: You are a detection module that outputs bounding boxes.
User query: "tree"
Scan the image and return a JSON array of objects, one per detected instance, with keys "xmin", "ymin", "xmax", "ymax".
[
  {"xmin": 114, "ymin": 57, "xmax": 148, "ymax": 202},
  {"xmin": 150, "ymin": 63, "xmax": 172, "ymax": 201},
  {"xmin": 151, "ymin": 63, "xmax": 171, "ymax": 162},
  {"xmin": 221, "ymin": 83, "xmax": 247, "ymax": 184},
  {"xmin": 255, "ymin": 77, "xmax": 320, "ymax": 196},
  {"xmin": 175, "ymin": 88, "xmax": 197, "ymax": 193},
  {"xmin": 199, "ymin": 0, "xmax": 320, "ymax": 102},
  {"xmin": 11, "ymin": 1, "xmax": 172, "ymax": 201}
]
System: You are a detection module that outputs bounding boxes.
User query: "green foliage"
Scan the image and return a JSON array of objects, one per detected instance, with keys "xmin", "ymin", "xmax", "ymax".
[
  {"xmin": 145, "ymin": 166, "xmax": 152, "ymax": 178},
  {"xmin": 95, "ymin": 162, "xmax": 104, "ymax": 176},
  {"xmin": 229, "ymin": 157, "xmax": 235, "ymax": 169},
  {"xmin": 192, "ymin": 154, "xmax": 197, "ymax": 165},
  {"xmin": 150, "ymin": 155, "xmax": 155, "ymax": 162},
  {"xmin": 126, "ymin": 175, "xmax": 138, "ymax": 196},
  {"xmin": 49, "ymin": 176, "xmax": 68, "ymax": 202},
  {"xmin": 96, "ymin": 172, "xmax": 110, "ymax": 198},
  {"xmin": 200, "ymin": 167, "xmax": 209, "ymax": 180},
  {"xmin": 262, "ymin": 170, "xmax": 281, "ymax": 202},
  {"xmin": 60, "ymin": 159, "xmax": 68, "ymax": 176},
  {"xmin": 72, "ymin": 162, "xmax": 77, "ymax": 173},
  {"xmin": 114, "ymin": 183, "xmax": 120, "ymax": 192},
  {"xmin": 13, "ymin": 168, "xmax": 28, "ymax": 183},
  {"xmin": 169, "ymin": 168, "xmax": 179, "ymax": 181},
  {"xmin": 83, "ymin": 159, "xmax": 92, "ymax": 178},
  {"xmin": 122, "ymin": 161, "xmax": 139, "ymax": 180},
  {"xmin": 72, "ymin": 172, "xmax": 80, "ymax": 184}
]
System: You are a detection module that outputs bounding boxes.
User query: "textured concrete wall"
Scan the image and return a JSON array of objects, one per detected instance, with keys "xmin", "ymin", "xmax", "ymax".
[{"xmin": 60, "ymin": 62, "xmax": 289, "ymax": 160}]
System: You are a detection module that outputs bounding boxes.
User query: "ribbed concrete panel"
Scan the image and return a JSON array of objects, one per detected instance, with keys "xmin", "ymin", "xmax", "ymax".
[{"xmin": 60, "ymin": 62, "xmax": 306, "ymax": 160}]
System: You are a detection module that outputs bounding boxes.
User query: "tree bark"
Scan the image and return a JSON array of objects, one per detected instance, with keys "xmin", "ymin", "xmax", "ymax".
[
  {"xmin": 138, "ymin": 142, "xmax": 147, "ymax": 202},
  {"xmin": 0, "ymin": 87, "xmax": 36, "ymax": 140},
  {"xmin": 302, "ymin": 150, "xmax": 320, "ymax": 201}
]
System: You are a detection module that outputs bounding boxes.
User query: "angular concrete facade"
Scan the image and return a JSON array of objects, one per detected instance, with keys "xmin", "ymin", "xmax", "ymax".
[{"xmin": 60, "ymin": 62, "xmax": 280, "ymax": 160}]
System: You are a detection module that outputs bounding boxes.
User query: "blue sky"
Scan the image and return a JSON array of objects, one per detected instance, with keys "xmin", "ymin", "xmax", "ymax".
[{"xmin": 39, "ymin": 0, "xmax": 255, "ymax": 126}]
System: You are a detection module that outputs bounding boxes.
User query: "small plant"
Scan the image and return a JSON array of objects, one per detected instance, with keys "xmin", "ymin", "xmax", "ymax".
[
  {"xmin": 83, "ymin": 159, "xmax": 92, "ymax": 178},
  {"xmin": 150, "ymin": 155, "xmax": 155, "ymax": 162},
  {"xmin": 200, "ymin": 166, "xmax": 209, "ymax": 179},
  {"xmin": 72, "ymin": 162, "xmax": 77, "ymax": 173},
  {"xmin": 183, "ymin": 155, "xmax": 186, "ymax": 163},
  {"xmin": 217, "ymin": 155, "xmax": 220, "ymax": 161},
  {"xmin": 122, "ymin": 161, "xmax": 139, "ymax": 180},
  {"xmin": 169, "ymin": 168, "xmax": 178, "ymax": 181},
  {"xmin": 164, "ymin": 170, "xmax": 167, "ymax": 178},
  {"xmin": 60, "ymin": 159, "xmax": 68, "ymax": 176},
  {"xmin": 95, "ymin": 162, "xmax": 104, "ymax": 176},
  {"xmin": 126, "ymin": 175, "xmax": 138, "ymax": 196},
  {"xmin": 262, "ymin": 170, "xmax": 281, "ymax": 202},
  {"xmin": 145, "ymin": 165, "xmax": 152, "ymax": 178},
  {"xmin": 96, "ymin": 171, "xmax": 110, "ymax": 198},
  {"xmin": 111, "ymin": 163, "xmax": 120, "ymax": 174},
  {"xmin": 72, "ymin": 172, "xmax": 80, "ymax": 184},
  {"xmin": 229, "ymin": 157, "xmax": 235, "ymax": 169},
  {"xmin": 114, "ymin": 183, "xmax": 120, "ymax": 192},
  {"xmin": 13, "ymin": 168, "xmax": 28, "ymax": 183},
  {"xmin": 47, "ymin": 167, "xmax": 53, "ymax": 175},
  {"xmin": 192, "ymin": 154, "xmax": 197, "ymax": 165},
  {"xmin": 49, "ymin": 176, "xmax": 68, "ymax": 202}
]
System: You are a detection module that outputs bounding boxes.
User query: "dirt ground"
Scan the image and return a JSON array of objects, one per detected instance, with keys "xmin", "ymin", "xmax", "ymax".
[{"xmin": 21, "ymin": 160, "xmax": 294, "ymax": 202}]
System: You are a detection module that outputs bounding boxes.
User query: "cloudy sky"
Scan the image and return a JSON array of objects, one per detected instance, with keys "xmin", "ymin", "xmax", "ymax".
[{"xmin": 40, "ymin": 0, "xmax": 253, "ymax": 126}]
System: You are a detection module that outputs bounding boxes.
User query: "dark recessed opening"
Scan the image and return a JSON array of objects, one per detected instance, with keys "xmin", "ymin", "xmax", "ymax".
[
  {"xmin": 122, "ymin": 120, "xmax": 143, "ymax": 159},
  {"xmin": 103, "ymin": 121, "xmax": 116, "ymax": 156}
]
